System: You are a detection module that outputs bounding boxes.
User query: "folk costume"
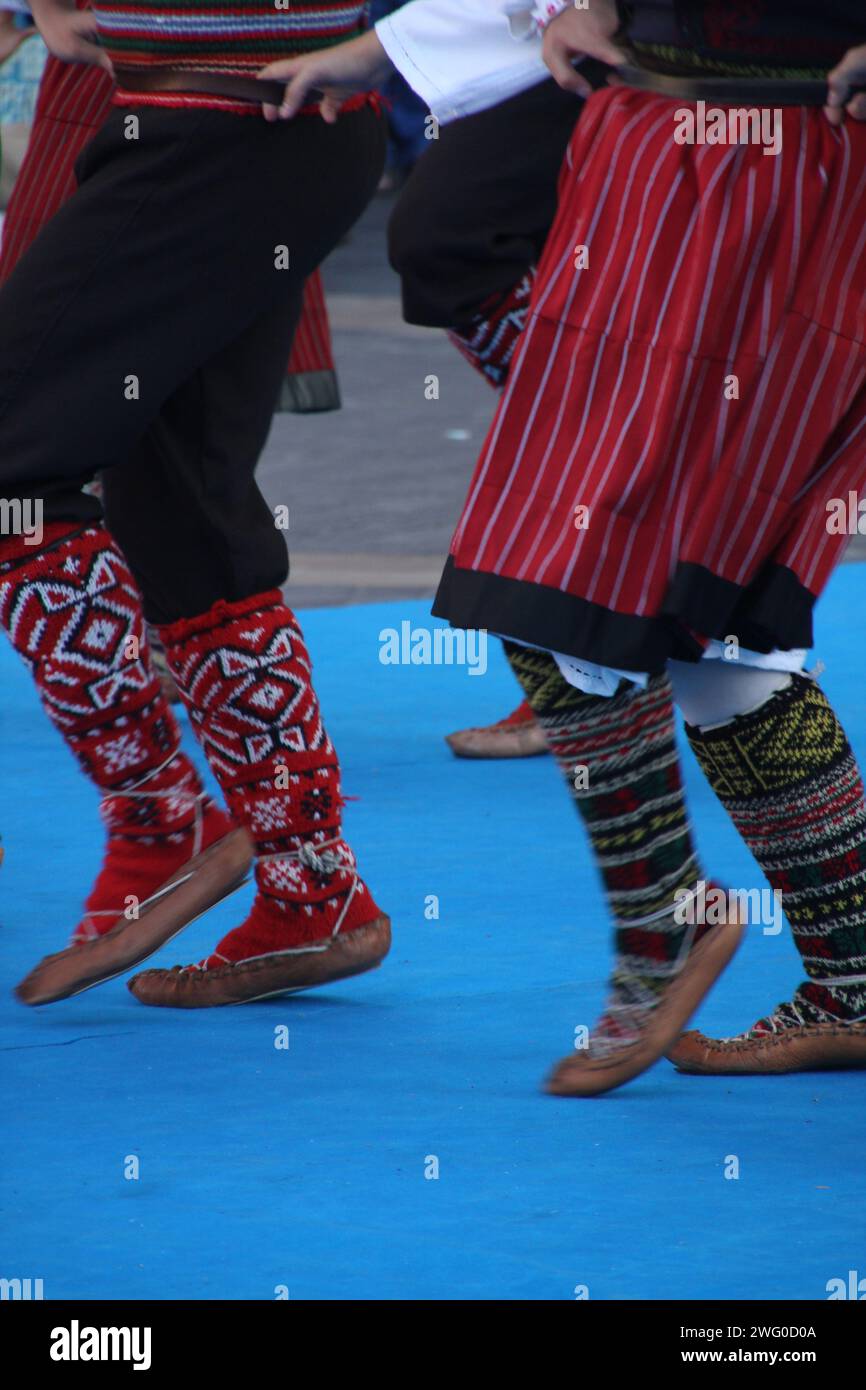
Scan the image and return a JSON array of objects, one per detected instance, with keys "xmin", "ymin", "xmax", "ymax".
[
  {"xmin": 0, "ymin": 15, "xmax": 343, "ymax": 414},
  {"xmin": 388, "ymin": 57, "xmax": 727, "ymax": 987},
  {"xmin": 375, "ymin": 0, "xmax": 866, "ymax": 1088},
  {"xmin": 0, "ymin": 1, "xmax": 390, "ymax": 1007},
  {"xmin": 0, "ymin": 18, "xmax": 346, "ymax": 706}
]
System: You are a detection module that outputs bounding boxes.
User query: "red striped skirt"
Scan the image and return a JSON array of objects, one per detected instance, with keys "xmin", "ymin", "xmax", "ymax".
[
  {"xmin": 0, "ymin": 51, "xmax": 338, "ymax": 411},
  {"xmin": 433, "ymin": 86, "xmax": 866, "ymax": 673}
]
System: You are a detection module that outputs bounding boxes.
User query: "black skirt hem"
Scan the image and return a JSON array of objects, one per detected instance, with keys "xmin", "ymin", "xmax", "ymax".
[{"xmin": 432, "ymin": 556, "xmax": 815, "ymax": 671}]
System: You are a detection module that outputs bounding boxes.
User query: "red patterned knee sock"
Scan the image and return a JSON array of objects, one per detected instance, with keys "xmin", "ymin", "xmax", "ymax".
[
  {"xmin": 0, "ymin": 525, "xmax": 233, "ymax": 941},
  {"xmin": 447, "ymin": 272, "xmax": 535, "ymax": 388},
  {"xmin": 158, "ymin": 590, "xmax": 382, "ymax": 964}
]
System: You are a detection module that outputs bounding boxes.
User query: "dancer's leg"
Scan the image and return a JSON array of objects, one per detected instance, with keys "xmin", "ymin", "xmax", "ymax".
[
  {"xmin": 389, "ymin": 80, "xmax": 581, "ymax": 755},
  {"xmin": 0, "ymin": 525, "xmax": 248, "ymax": 1005},
  {"xmin": 504, "ymin": 642, "xmax": 741, "ymax": 1094},
  {"xmin": 389, "ymin": 78, "xmax": 578, "ymax": 345},
  {"xmin": 0, "ymin": 104, "xmax": 385, "ymax": 1002},
  {"xmin": 506, "ymin": 644, "xmax": 703, "ymax": 959},
  {"xmin": 667, "ymin": 664, "xmax": 866, "ymax": 1072},
  {"xmin": 128, "ymin": 591, "xmax": 389, "ymax": 1006},
  {"xmin": 667, "ymin": 659, "xmax": 790, "ymax": 729}
]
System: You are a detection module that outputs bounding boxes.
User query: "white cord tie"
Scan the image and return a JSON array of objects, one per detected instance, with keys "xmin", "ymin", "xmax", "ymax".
[{"xmin": 256, "ymin": 835, "xmax": 358, "ymax": 956}]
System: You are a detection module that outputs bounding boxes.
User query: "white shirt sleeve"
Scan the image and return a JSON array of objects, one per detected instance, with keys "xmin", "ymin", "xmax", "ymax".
[{"xmin": 374, "ymin": 0, "xmax": 564, "ymax": 124}]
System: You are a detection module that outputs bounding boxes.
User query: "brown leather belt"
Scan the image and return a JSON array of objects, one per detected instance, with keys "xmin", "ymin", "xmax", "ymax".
[
  {"xmin": 115, "ymin": 61, "xmax": 863, "ymax": 112},
  {"xmin": 114, "ymin": 65, "xmax": 316, "ymax": 107},
  {"xmin": 615, "ymin": 63, "xmax": 864, "ymax": 107}
]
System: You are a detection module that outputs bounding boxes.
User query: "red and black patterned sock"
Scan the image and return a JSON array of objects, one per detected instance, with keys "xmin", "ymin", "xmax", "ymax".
[
  {"xmin": 505, "ymin": 644, "xmax": 709, "ymax": 1042},
  {"xmin": 0, "ymin": 525, "xmax": 232, "ymax": 942},
  {"xmin": 159, "ymin": 590, "xmax": 382, "ymax": 965},
  {"xmin": 447, "ymin": 272, "xmax": 535, "ymax": 388},
  {"xmin": 688, "ymin": 674, "xmax": 866, "ymax": 1035}
]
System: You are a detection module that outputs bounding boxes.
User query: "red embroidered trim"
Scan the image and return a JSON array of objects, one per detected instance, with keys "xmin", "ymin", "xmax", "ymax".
[
  {"xmin": 111, "ymin": 89, "xmax": 379, "ymax": 118},
  {"xmin": 158, "ymin": 589, "xmax": 284, "ymax": 645}
]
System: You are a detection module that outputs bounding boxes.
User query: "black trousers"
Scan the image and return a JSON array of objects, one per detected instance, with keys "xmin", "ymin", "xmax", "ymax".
[
  {"xmin": 0, "ymin": 103, "xmax": 385, "ymax": 622},
  {"xmin": 387, "ymin": 78, "xmax": 581, "ymax": 331}
]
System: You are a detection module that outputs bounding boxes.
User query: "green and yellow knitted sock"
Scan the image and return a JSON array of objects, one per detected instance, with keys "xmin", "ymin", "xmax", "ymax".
[
  {"xmin": 687, "ymin": 674, "xmax": 866, "ymax": 1036},
  {"xmin": 504, "ymin": 644, "xmax": 709, "ymax": 1039}
]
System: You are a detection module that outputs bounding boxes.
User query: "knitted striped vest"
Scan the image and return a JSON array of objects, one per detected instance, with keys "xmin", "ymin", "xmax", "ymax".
[{"xmin": 93, "ymin": 0, "xmax": 369, "ymax": 109}]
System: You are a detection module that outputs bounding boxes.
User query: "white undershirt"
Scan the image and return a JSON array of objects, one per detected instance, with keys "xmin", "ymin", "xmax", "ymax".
[{"xmin": 374, "ymin": 1, "xmax": 562, "ymax": 123}]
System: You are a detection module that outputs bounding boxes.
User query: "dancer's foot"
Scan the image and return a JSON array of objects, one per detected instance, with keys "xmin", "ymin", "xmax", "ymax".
[
  {"xmin": 445, "ymin": 700, "xmax": 547, "ymax": 759},
  {"xmin": 16, "ymin": 783, "xmax": 252, "ymax": 1005},
  {"xmin": 129, "ymin": 836, "xmax": 389, "ymax": 1006},
  {"xmin": 69, "ymin": 761, "xmax": 232, "ymax": 946},
  {"xmin": 128, "ymin": 914, "xmax": 391, "ymax": 1007},
  {"xmin": 546, "ymin": 885, "xmax": 744, "ymax": 1097},
  {"xmin": 668, "ymin": 983, "xmax": 866, "ymax": 1073}
]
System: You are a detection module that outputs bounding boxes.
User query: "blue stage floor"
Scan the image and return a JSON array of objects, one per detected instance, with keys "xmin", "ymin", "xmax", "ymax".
[{"xmin": 1, "ymin": 567, "xmax": 865, "ymax": 1301}]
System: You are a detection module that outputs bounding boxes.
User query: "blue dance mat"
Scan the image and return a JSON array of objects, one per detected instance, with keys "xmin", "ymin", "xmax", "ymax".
[{"xmin": 1, "ymin": 566, "xmax": 864, "ymax": 1300}]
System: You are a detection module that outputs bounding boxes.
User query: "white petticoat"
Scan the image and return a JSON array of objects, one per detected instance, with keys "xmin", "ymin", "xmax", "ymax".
[{"xmin": 552, "ymin": 641, "xmax": 808, "ymax": 698}]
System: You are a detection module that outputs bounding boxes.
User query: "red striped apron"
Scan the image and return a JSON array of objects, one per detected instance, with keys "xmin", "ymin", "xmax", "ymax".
[{"xmin": 434, "ymin": 85, "xmax": 866, "ymax": 672}]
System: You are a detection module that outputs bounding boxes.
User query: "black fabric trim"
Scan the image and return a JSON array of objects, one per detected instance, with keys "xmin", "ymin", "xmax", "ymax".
[
  {"xmin": 663, "ymin": 562, "xmax": 815, "ymax": 654},
  {"xmin": 433, "ymin": 557, "xmax": 687, "ymax": 674},
  {"xmin": 432, "ymin": 556, "xmax": 817, "ymax": 672}
]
